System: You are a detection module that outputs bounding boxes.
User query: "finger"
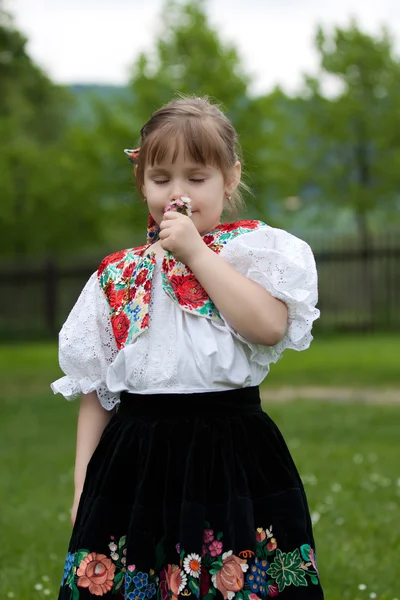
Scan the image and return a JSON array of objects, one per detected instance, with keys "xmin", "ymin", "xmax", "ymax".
[
  {"xmin": 162, "ymin": 211, "xmax": 183, "ymax": 220},
  {"xmin": 159, "ymin": 220, "xmax": 174, "ymax": 230}
]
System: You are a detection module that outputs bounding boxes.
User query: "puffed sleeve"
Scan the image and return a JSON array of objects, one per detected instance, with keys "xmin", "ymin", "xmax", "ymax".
[
  {"xmin": 219, "ymin": 225, "xmax": 320, "ymax": 366},
  {"xmin": 50, "ymin": 272, "xmax": 119, "ymax": 410}
]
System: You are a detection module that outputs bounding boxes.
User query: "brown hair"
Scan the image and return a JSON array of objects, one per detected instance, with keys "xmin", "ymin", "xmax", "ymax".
[{"xmin": 134, "ymin": 96, "xmax": 247, "ymax": 216}]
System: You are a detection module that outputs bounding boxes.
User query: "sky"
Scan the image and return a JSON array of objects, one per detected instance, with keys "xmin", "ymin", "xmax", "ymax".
[{"xmin": 8, "ymin": 0, "xmax": 400, "ymax": 94}]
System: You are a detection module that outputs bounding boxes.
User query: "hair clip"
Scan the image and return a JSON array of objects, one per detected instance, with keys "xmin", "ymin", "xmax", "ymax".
[{"xmin": 124, "ymin": 147, "xmax": 141, "ymax": 165}]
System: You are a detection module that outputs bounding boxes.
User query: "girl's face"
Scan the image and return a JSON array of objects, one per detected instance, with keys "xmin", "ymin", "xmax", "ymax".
[{"xmin": 142, "ymin": 147, "xmax": 240, "ymax": 236}]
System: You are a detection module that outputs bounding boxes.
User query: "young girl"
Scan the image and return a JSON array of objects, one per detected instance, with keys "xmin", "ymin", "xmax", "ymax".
[{"xmin": 52, "ymin": 97, "xmax": 323, "ymax": 599}]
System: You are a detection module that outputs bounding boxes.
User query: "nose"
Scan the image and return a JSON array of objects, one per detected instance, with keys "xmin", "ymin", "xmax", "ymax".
[{"xmin": 170, "ymin": 179, "xmax": 186, "ymax": 200}]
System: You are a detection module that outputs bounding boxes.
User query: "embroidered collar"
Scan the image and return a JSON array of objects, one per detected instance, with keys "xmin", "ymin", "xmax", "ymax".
[{"xmin": 98, "ymin": 216, "xmax": 266, "ymax": 349}]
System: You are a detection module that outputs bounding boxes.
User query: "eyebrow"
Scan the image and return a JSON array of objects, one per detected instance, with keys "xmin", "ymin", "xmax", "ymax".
[{"xmin": 147, "ymin": 166, "xmax": 211, "ymax": 176}]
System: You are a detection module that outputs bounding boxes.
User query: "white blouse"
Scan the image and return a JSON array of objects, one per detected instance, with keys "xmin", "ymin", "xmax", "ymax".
[{"xmin": 51, "ymin": 227, "xmax": 320, "ymax": 410}]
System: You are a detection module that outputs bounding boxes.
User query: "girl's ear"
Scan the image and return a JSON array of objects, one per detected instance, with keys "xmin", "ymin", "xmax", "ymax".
[{"xmin": 226, "ymin": 161, "xmax": 241, "ymax": 196}]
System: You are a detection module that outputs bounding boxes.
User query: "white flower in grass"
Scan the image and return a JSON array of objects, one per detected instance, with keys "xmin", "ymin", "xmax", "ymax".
[
  {"xmin": 7, "ymin": 593, "xmax": 15, "ymax": 598},
  {"xmin": 353, "ymin": 454, "xmax": 364, "ymax": 464},
  {"xmin": 178, "ymin": 572, "xmax": 188, "ymax": 593},
  {"xmin": 311, "ymin": 512, "xmax": 320, "ymax": 525},
  {"xmin": 369, "ymin": 593, "xmax": 377, "ymax": 599},
  {"xmin": 42, "ymin": 575, "xmax": 50, "ymax": 582},
  {"xmin": 331, "ymin": 482, "xmax": 342, "ymax": 493},
  {"xmin": 34, "ymin": 583, "xmax": 43, "ymax": 591},
  {"xmin": 183, "ymin": 553, "xmax": 201, "ymax": 578},
  {"xmin": 43, "ymin": 590, "xmax": 50, "ymax": 596},
  {"xmin": 358, "ymin": 583, "xmax": 367, "ymax": 590}
]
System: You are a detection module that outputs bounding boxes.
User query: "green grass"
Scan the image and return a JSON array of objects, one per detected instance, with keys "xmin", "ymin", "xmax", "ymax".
[
  {"xmin": 1, "ymin": 335, "xmax": 400, "ymax": 599},
  {"xmin": 1, "ymin": 333, "xmax": 399, "ymax": 394}
]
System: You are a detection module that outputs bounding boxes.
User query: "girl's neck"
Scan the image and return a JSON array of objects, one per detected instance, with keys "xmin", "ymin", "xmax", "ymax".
[{"xmin": 150, "ymin": 240, "xmax": 166, "ymax": 259}]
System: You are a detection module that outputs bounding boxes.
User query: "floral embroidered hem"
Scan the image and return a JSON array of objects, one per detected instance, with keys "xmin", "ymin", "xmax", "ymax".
[{"xmin": 62, "ymin": 525, "xmax": 320, "ymax": 599}]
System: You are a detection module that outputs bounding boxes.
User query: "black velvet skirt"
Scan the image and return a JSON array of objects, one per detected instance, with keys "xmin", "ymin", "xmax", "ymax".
[{"xmin": 58, "ymin": 387, "xmax": 324, "ymax": 599}]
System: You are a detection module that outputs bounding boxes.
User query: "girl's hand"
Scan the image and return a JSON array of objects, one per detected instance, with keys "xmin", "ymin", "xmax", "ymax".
[{"xmin": 159, "ymin": 211, "xmax": 207, "ymax": 265}]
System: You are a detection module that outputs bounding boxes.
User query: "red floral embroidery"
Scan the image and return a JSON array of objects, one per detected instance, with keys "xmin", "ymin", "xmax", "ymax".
[
  {"xmin": 135, "ymin": 269, "xmax": 149, "ymax": 287},
  {"xmin": 106, "ymin": 285, "xmax": 127, "ymax": 312},
  {"xmin": 99, "ymin": 220, "xmax": 266, "ymax": 347},
  {"xmin": 203, "ymin": 234, "xmax": 215, "ymax": 246},
  {"xmin": 112, "ymin": 313, "xmax": 130, "ymax": 347},
  {"xmin": 169, "ymin": 274, "xmax": 209, "ymax": 308},
  {"xmin": 122, "ymin": 264, "xmax": 135, "ymax": 279},
  {"xmin": 98, "ymin": 249, "xmax": 129, "ymax": 276},
  {"xmin": 216, "ymin": 220, "xmax": 259, "ymax": 233}
]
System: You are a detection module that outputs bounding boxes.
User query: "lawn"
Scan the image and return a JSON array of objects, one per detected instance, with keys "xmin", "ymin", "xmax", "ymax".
[
  {"xmin": 1, "ymin": 335, "xmax": 400, "ymax": 599},
  {"xmin": 1, "ymin": 333, "xmax": 400, "ymax": 393}
]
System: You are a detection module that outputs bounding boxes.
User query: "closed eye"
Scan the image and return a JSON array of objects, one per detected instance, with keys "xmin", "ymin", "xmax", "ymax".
[
  {"xmin": 154, "ymin": 180, "xmax": 169, "ymax": 185},
  {"xmin": 189, "ymin": 178, "xmax": 206, "ymax": 183}
]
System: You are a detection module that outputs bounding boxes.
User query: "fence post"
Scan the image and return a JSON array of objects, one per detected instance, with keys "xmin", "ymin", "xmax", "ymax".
[{"xmin": 44, "ymin": 259, "xmax": 58, "ymax": 337}]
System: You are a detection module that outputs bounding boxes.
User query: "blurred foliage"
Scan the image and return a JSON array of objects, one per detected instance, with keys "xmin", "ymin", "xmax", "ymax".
[
  {"xmin": 299, "ymin": 22, "xmax": 400, "ymax": 246},
  {"xmin": 1, "ymin": 1, "xmax": 400, "ymax": 259}
]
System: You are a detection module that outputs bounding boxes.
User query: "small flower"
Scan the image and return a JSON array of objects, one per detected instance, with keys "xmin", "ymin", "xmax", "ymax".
[
  {"xmin": 41, "ymin": 575, "xmax": 50, "ymax": 582},
  {"xmin": 109, "ymin": 542, "xmax": 118, "ymax": 552},
  {"xmin": 267, "ymin": 538, "xmax": 277, "ymax": 552},
  {"xmin": 358, "ymin": 584, "xmax": 367, "ymax": 590},
  {"xmin": 34, "ymin": 583, "xmax": 43, "ymax": 591},
  {"xmin": 127, "ymin": 564, "xmax": 136, "ymax": 572},
  {"xmin": 178, "ymin": 572, "xmax": 188, "ymax": 593},
  {"xmin": 133, "ymin": 572, "xmax": 149, "ymax": 589},
  {"xmin": 183, "ymin": 553, "xmax": 201, "ymax": 578},
  {"xmin": 369, "ymin": 594, "xmax": 377, "ymax": 599},
  {"xmin": 122, "ymin": 557, "xmax": 126, "ymax": 565},
  {"xmin": 7, "ymin": 593, "xmax": 15, "ymax": 599},
  {"xmin": 209, "ymin": 540, "xmax": 223, "ymax": 557},
  {"xmin": 111, "ymin": 552, "xmax": 119, "ymax": 561},
  {"xmin": 146, "ymin": 583, "xmax": 157, "ymax": 598},
  {"xmin": 43, "ymin": 591, "xmax": 50, "ymax": 597},
  {"xmin": 256, "ymin": 528, "xmax": 266, "ymax": 542},
  {"xmin": 268, "ymin": 583, "xmax": 279, "ymax": 597},
  {"xmin": 203, "ymin": 529, "xmax": 214, "ymax": 544}
]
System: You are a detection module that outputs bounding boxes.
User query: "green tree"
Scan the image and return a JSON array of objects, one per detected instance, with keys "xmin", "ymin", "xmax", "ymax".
[{"xmin": 300, "ymin": 21, "xmax": 400, "ymax": 246}]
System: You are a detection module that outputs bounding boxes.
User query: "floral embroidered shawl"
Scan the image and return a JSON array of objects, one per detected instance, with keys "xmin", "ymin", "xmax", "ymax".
[{"xmin": 98, "ymin": 216, "xmax": 265, "ymax": 349}]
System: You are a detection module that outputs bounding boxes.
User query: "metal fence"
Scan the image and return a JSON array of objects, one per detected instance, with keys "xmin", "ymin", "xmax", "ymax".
[{"xmin": 1, "ymin": 236, "xmax": 400, "ymax": 340}]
